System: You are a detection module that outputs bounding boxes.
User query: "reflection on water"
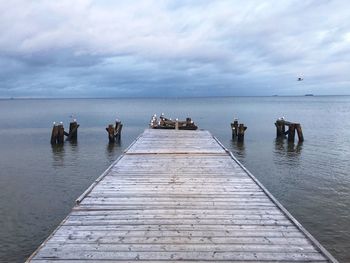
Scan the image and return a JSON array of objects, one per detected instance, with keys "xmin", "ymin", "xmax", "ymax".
[
  {"xmin": 68, "ymin": 140, "xmax": 78, "ymax": 149},
  {"xmin": 231, "ymin": 139, "xmax": 246, "ymax": 159},
  {"xmin": 274, "ymin": 138, "xmax": 303, "ymax": 165},
  {"xmin": 288, "ymin": 141, "xmax": 303, "ymax": 154},
  {"xmin": 51, "ymin": 144, "xmax": 65, "ymax": 167},
  {"xmin": 51, "ymin": 141, "xmax": 81, "ymax": 168},
  {"xmin": 274, "ymin": 138, "xmax": 303, "ymax": 153},
  {"xmin": 106, "ymin": 142, "xmax": 121, "ymax": 160}
]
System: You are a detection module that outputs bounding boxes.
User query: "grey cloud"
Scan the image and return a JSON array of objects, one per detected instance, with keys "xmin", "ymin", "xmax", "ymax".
[{"xmin": 0, "ymin": 0, "xmax": 349, "ymax": 97}]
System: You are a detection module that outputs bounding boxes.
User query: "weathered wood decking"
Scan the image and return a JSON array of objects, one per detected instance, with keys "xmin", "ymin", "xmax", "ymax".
[{"xmin": 27, "ymin": 129, "xmax": 338, "ymax": 262}]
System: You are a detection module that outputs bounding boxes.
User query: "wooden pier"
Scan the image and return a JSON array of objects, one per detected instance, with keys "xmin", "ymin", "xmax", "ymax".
[{"xmin": 27, "ymin": 129, "xmax": 337, "ymax": 262}]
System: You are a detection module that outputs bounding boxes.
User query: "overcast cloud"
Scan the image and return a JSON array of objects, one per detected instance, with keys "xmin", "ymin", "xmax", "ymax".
[{"xmin": 0, "ymin": 0, "xmax": 349, "ymax": 97}]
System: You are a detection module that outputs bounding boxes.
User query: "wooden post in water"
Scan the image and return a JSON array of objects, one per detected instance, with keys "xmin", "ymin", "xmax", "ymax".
[
  {"xmin": 106, "ymin": 124, "xmax": 115, "ymax": 143},
  {"xmin": 106, "ymin": 120, "xmax": 123, "ymax": 143},
  {"xmin": 57, "ymin": 122, "xmax": 65, "ymax": 144},
  {"xmin": 115, "ymin": 120, "xmax": 123, "ymax": 143},
  {"xmin": 237, "ymin": 123, "xmax": 247, "ymax": 142},
  {"xmin": 275, "ymin": 120, "xmax": 285, "ymax": 138},
  {"xmin": 50, "ymin": 123, "xmax": 59, "ymax": 145},
  {"xmin": 66, "ymin": 120, "xmax": 79, "ymax": 141},
  {"xmin": 296, "ymin": 124, "xmax": 304, "ymax": 142},
  {"xmin": 275, "ymin": 118, "xmax": 304, "ymax": 143},
  {"xmin": 50, "ymin": 119, "xmax": 80, "ymax": 144},
  {"xmin": 288, "ymin": 124, "xmax": 296, "ymax": 142},
  {"xmin": 231, "ymin": 119, "xmax": 239, "ymax": 139}
]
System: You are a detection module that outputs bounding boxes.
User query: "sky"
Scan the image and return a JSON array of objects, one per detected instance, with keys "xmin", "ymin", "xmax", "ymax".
[{"xmin": 0, "ymin": 0, "xmax": 349, "ymax": 98}]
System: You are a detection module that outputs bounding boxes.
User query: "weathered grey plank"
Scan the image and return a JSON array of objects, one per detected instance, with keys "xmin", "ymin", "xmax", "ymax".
[
  {"xmin": 31, "ymin": 260, "xmax": 329, "ymax": 263},
  {"xmin": 33, "ymin": 250, "xmax": 328, "ymax": 261},
  {"xmin": 26, "ymin": 129, "xmax": 338, "ymax": 263},
  {"xmin": 40, "ymin": 243, "xmax": 318, "ymax": 253},
  {"xmin": 47, "ymin": 236, "xmax": 313, "ymax": 246}
]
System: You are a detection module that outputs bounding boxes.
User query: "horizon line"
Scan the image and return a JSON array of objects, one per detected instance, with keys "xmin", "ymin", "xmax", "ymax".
[{"xmin": 1, "ymin": 94, "xmax": 350, "ymax": 100}]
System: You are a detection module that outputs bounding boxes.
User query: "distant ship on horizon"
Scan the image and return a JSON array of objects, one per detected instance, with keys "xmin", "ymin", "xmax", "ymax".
[{"xmin": 305, "ymin": 94, "xmax": 314, "ymax": 96}]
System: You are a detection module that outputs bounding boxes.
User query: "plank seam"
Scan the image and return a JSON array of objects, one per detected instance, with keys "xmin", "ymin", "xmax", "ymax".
[{"xmin": 124, "ymin": 152, "xmax": 228, "ymax": 155}]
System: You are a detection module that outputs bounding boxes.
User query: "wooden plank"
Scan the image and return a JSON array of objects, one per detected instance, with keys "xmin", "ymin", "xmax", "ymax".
[
  {"xmin": 69, "ymin": 209, "xmax": 284, "ymax": 216},
  {"xmin": 52, "ymin": 224, "xmax": 301, "ymax": 232},
  {"xmin": 26, "ymin": 129, "xmax": 338, "ymax": 263},
  {"xmin": 33, "ymin": 250, "xmax": 327, "ymax": 261},
  {"xmin": 31, "ymin": 260, "xmax": 329, "ymax": 263},
  {"xmin": 66, "ymin": 214, "xmax": 288, "ymax": 220},
  {"xmin": 47, "ymin": 236, "xmax": 313, "ymax": 246},
  {"xmin": 39, "ymin": 243, "xmax": 318, "ymax": 253}
]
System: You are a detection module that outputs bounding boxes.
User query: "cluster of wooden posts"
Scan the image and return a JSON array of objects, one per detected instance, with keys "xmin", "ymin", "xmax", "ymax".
[
  {"xmin": 275, "ymin": 118, "xmax": 304, "ymax": 142},
  {"xmin": 150, "ymin": 114, "xmax": 198, "ymax": 130},
  {"xmin": 230, "ymin": 118, "xmax": 247, "ymax": 142},
  {"xmin": 229, "ymin": 117, "xmax": 304, "ymax": 143},
  {"xmin": 50, "ymin": 120, "xmax": 79, "ymax": 145},
  {"xmin": 50, "ymin": 119, "xmax": 123, "ymax": 145},
  {"xmin": 106, "ymin": 119, "xmax": 123, "ymax": 143}
]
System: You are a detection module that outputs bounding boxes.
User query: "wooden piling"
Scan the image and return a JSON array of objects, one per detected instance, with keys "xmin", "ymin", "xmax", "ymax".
[
  {"xmin": 106, "ymin": 121, "xmax": 123, "ymax": 143},
  {"xmin": 57, "ymin": 123, "xmax": 65, "ymax": 144},
  {"xmin": 231, "ymin": 120, "xmax": 239, "ymax": 139},
  {"xmin": 296, "ymin": 124, "xmax": 304, "ymax": 142},
  {"xmin": 50, "ymin": 123, "xmax": 58, "ymax": 145},
  {"xmin": 115, "ymin": 121, "xmax": 123, "ymax": 142},
  {"xmin": 66, "ymin": 121, "xmax": 79, "ymax": 141},
  {"xmin": 275, "ymin": 120, "xmax": 285, "ymax": 138},
  {"xmin": 282, "ymin": 122, "xmax": 286, "ymax": 135},
  {"xmin": 275, "ymin": 119, "xmax": 303, "ymax": 142},
  {"xmin": 288, "ymin": 124, "xmax": 296, "ymax": 143},
  {"xmin": 106, "ymin": 124, "xmax": 115, "ymax": 143},
  {"xmin": 237, "ymin": 123, "xmax": 247, "ymax": 142}
]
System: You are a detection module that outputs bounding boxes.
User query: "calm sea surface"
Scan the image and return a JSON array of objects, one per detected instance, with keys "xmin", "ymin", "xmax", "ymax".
[{"xmin": 0, "ymin": 97, "xmax": 349, "ymax": 262}]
